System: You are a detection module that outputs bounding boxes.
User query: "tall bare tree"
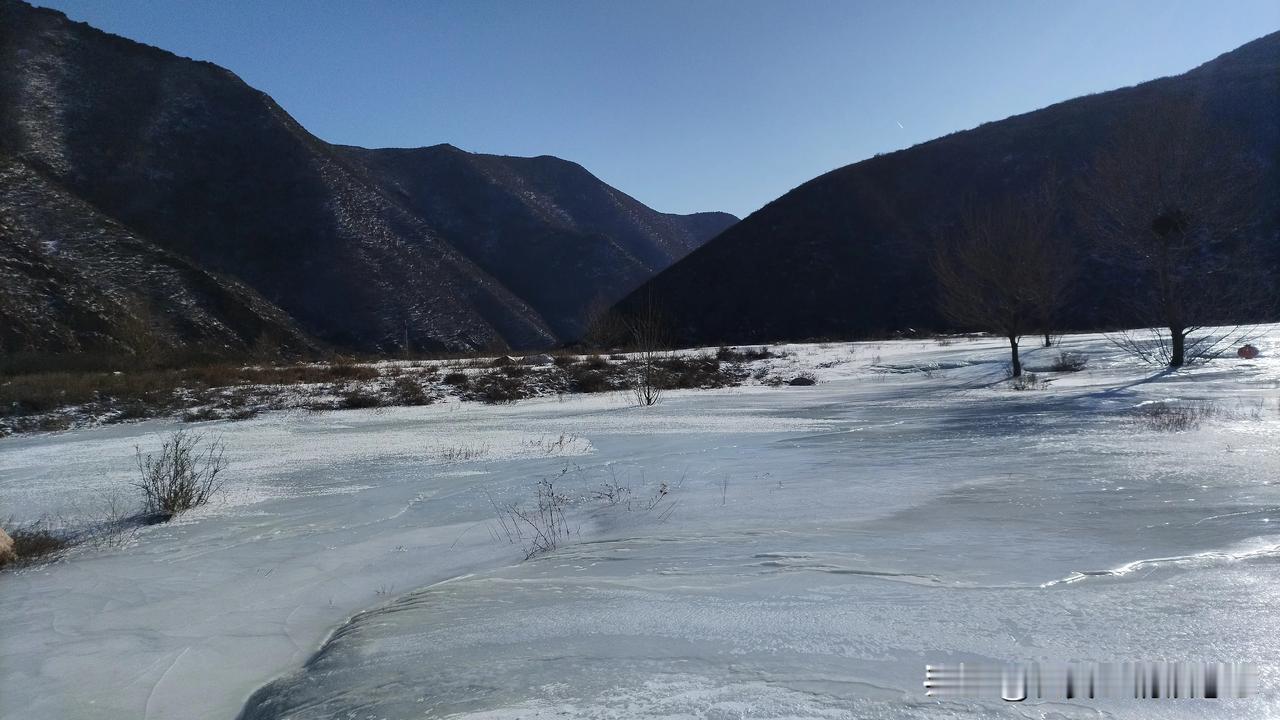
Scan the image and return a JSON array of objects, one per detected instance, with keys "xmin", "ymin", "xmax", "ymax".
[
  {"xmin": 933, "ymin": 187, "xmax": 1064, "ymax": 377},
  {"xmin": 1084, "ymin": 92, "xmax": 1264, "ymax": 367}
]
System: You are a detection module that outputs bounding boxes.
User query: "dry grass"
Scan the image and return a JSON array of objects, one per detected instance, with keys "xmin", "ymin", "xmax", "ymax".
[
  {"xmin": 715, "ymin": 346, "xmax": 777, "ymax": 362},
  {"xmin": 437, "ymin": 444, "xmax": 490, "ymax": 463},
  {"xmin": 491, "ymin": 479, "xmax": 572, "ymax": 559},
  {"xmin": 2, "ymin": 347, "xmax": 765, "ymax": 435},
  {"xmin": 1133, "ymin": 399, "xmax": 1262, "ymax": 432},
  {"xmin": 0, "ymin": 361, "xmax": 380, "ymax": 420},
  {"xmin": 1, "ymin": 521, "xmax": 74, "ymax": 569},
  {"xmin": 1008, "ymin": 372, "xmax": 1047, "ymax": 391}
]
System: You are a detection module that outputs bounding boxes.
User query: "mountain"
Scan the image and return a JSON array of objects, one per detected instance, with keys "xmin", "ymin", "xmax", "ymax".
[
  {"xmin": 621, "ymin": 32, "xmax": 1280, "ymax": 345},
  {"xmin": 340, "ymin": 144, "xmax": 733, "ymax": 340},
  {"xmin": 0, "ymin": 0, "xmax": 735, "ymax": 358}
]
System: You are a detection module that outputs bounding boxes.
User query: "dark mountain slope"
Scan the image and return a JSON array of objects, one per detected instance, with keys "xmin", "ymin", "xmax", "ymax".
[
  {"xmin": 622, "ymin": 32, "xmax": 1280, "ymax": 345},
  {"xmin": 0, "ymin": 0, "xmax": 734, "ymax": 356},
  {"xmin": 0, "ymin": 0, "xmax": 558, "ymax": 353},
  {"xmin": 0, "ymin": 156, "xmax": 316, "ymax": 356},
  {"xmin": 341, "ymin": 144, "xmax": 734, "ymax": 337}
]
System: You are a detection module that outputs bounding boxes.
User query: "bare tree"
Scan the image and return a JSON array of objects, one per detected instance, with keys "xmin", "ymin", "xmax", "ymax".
[
  {"xmin": 1083, "ymin": 93, "xmax": 1265, "ymax": 366},
  {"xmin": 933, "ymin": 187, "xmax": 1063, "ymax": 377},
  {"xmin": 624, "ymin": 292, "xmax": 669, "ymax": 406}
]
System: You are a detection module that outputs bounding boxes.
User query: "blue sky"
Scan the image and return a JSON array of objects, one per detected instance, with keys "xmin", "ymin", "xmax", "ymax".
[{"xmin": 33, "ymin": 0, "xmax": 1280, "ymax": 218}]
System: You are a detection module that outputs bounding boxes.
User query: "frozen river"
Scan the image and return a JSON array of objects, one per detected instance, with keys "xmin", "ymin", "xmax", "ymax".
[{"xmin": 2, "ymin": 332, "xmax": 1278, "ymax": 719}]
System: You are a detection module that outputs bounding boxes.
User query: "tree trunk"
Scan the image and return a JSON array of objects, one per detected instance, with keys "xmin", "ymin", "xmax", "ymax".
[
  {"xmin": 1043, "ymin": 332, "xmax": 1053, "ymax": 348},
  {"xmin": 1170, "ymin": 327, "xmax": 1185, "ymax": 367},
  {"xmin": 1009, "ymin": 336, "xmax": 1022, "ymax": 377}
]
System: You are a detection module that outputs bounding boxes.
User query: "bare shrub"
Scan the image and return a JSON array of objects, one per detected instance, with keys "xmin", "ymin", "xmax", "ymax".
[
  {"xmin": 182, "ymin": 406, "xmax": 221, "ymax": 423},
  {"xmin": 134, "ymin": 431, "xmax": 228, "ymax": 519},
  {"xmin": 624, "ymin": 294, "xmax": 669, "ymax": 407},
  {"xmin": 389, "ymin": 376, "xmax": 433, "ymax": 406},
  {"xmin": 564, "ymin": 364, "xmax": 615, "ymax": 393},
  {"xmin": 442, "ymin": 371, "xmax": 469, "ymax": 387},
  {"xmin": 339, "ymin": 387, "xmax": 383, "ymax": 409},
  {"xmin": 1051, "ymin": 352, "xmax": 1089, "ymax": 372},
  {"xmin": 1007, "ymin": 370, "xmax": 1046, "ymax": 391},
  {"xmin": 655, "ymin": 355, "xmax": 745, "ymax": 389},
  {"xmin": 467, "ymin": 370, "xmax": 535, "ymax": 404}
]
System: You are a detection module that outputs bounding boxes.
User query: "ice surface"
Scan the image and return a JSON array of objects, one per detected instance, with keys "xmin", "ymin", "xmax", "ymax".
[{"xmin": 3, "ymin": 330, "xmax": 1279, "ymax": 719}]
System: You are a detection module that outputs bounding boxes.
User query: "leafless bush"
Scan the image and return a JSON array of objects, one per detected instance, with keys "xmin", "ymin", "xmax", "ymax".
[
  {"xmin": 1051, "ymin": 352, "xmax": 1089, "ymax": 372},
  {"xmin": 441, "ymin": 371, "xmax": 469, "ymax": 386},
  {"xmin": 466, "ymin": 370, "xmax": 536, "ymax": 404},
  {"xmin": 631, "ymin": 356, "xmax": 664, "ymax": 406},
  {"xmin": 134, "ymin": 431, "xmax": 228, "ymax": 519},
  {"xmin": 787, "ymin": 372, "xmax": 818, "ymax": 386},
  {"xmin": 389, "ymin": 375, "xmax": 433, "ymax": 406},
  {"xmin": 1007, "ymin": 370, "xmax": 1046, "ymax": 391},
  {"xmin": 339, "ymin": 387, "xmax": 383, "ymax": 409}
]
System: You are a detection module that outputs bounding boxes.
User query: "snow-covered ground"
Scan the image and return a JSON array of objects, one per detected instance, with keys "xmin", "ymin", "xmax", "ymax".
[{"xmin": 2, "ymin": 329, "xmax": 1279, "ymax": 719}]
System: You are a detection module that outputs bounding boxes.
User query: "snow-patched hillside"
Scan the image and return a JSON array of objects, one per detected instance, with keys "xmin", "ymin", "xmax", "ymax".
[{"xmin": 2, "ymin": 329, "xmax": 1279, "ymax": 719}]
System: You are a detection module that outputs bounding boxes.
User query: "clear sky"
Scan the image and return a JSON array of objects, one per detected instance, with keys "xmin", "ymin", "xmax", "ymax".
[{"xmin": 32, "ymin": 0, "xmax": 1280, "ymax": 218}]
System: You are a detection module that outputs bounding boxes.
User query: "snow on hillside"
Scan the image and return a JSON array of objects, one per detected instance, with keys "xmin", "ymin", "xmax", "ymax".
[{"xmin": 2, "ymin": 328, "xmax": 1279, "ymax": 719}]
